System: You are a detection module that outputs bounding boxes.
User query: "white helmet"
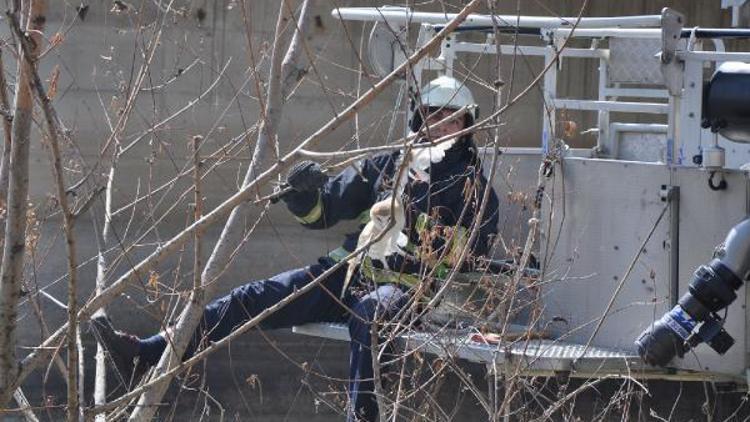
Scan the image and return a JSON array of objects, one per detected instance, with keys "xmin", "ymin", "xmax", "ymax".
[{"xmin": 409, "ymin": 75, "xmax": 479, "ymax": 133}]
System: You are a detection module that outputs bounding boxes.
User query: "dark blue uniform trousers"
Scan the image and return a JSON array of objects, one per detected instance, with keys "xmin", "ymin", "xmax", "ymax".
[{"xmin": 139, "ymin": 257, "xmax": 408, "ymax": 422}]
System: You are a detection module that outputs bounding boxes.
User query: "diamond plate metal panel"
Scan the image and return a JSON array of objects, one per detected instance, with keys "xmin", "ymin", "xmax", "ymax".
[
  {"xmin": 608, "ymin": 38, "xmax": 663, "ymax": 84},
  {"xmin": 293, "ymin": 322, "xmax": 743, "ymax": 381},
  {"xmin": 617, "ymin": 132, "xmax": 669, "ymax": 162}
]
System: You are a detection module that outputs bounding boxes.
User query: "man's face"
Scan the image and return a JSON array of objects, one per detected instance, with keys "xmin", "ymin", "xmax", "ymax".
[{"xmin": 423, "ymin": 108, "xmax": 464, "ymax": 140}]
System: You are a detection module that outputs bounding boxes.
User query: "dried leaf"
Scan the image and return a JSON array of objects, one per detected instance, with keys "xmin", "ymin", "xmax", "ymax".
[
  {"xmin": 110, "ymin": 95, "xmax": 122, "ymax": 115},
  {"xmin": 24, "ymin": 206, "xmax": 40, "ymax": 253},
  {"xmin": 245, "ymin": 374, "xmax": 260, "ymax": 388},
  {"xmin": 147, "ymin": 271, "xmax": 159, "ymax": 289},
  {"xmin": 49, "ymin": 32, "xmax": 64, "ymax": 49},
  {"xmin": 46, "ymin": 65, "xmax": 60, "ymax": 100},
  {"xmin": 563, "ymin": 120, "xmax": 578, "ymax": 138},
  {"xmin": 111, "ymin": 0, "xmax": 131, "ymax": 14}
]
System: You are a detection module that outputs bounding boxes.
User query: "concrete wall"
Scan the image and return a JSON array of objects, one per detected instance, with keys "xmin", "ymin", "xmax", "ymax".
[{"xmin": 9, "ymin": 1, "xmax": 745, "ymax": 420}]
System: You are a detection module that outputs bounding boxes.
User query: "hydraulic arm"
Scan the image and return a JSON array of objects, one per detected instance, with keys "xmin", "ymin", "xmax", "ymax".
[{"xmin": 636, "ymin": 218, "xmax": 750, "ymax": 366}]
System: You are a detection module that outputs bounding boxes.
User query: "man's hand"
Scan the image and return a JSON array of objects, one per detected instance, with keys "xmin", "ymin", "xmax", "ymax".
[
  {"xmin": 270, "ymin": 160, "xmax": 328, "ymax": 205},
  {"xmin": 286, "ymin": 160, "xmax": 327, "ymax": 192}
]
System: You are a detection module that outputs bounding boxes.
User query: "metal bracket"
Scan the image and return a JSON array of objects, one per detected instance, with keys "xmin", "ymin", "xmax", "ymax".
[
  {"xmin": 660, "ymin": 8, "xmax": 685, "ymax": 96},
  {"xmin": 659, "ymin": 184, "xmax": 679, "ymax": 202},
  {"xmin": 438, "ymin": 34, "xmax": 455, "ymax": 76},
  {"xmin": 367, "ymin": 8, "xmax": 410, "ymax": 78},
  {"xmin": 661, "ymin": 185, "xmax": 681, "ymax": 306}
]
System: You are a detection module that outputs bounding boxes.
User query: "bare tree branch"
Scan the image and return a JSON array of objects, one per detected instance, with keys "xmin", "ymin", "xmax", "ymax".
[
  {"xmin": 6, "ymin": 4, "xmax": 82, "ymax": 418},
  {"xmin": 12, "ymin": 388, "xmax": 39, "ymax": 422},
  {"xmin": 128, "ymin": 0, "xmax": 309, "ymax": 418},
  {"xmin": 13, "ymin": 0, "xmax": 483, "ymax": 400},
  {"xmin": 90, "ymin": 164, "xmax": 117, "ymax": 421}
]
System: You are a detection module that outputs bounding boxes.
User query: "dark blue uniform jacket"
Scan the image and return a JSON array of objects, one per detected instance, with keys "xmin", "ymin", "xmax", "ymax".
[{"xmin": 285, "ymin": 141, "xmax": 500, "ymax": 274}]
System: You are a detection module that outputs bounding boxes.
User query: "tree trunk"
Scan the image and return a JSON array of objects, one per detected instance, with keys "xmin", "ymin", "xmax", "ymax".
[
  {"xmin": 0, "ymin": 0, "xmax": 45, "ymax": 406},
  {"xmin": 0, "ymin": 48, "xmax": 14, "ymax": 234}
]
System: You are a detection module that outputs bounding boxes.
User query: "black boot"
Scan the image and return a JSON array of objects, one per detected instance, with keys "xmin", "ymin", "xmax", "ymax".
[{"xmin": 89, "ymin": 315, "xmax": 148, "ymax": 388}]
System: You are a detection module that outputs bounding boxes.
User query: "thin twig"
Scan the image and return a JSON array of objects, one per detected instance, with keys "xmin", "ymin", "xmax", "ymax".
[{"xmin": 192, "ymin": 135, "xmax": 203, "ymax": 291}]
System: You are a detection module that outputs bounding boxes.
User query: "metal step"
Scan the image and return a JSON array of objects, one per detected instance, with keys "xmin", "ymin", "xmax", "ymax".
[{"xmin": 292, "ymin": 323, "xmax": 746, "ymax": 384}]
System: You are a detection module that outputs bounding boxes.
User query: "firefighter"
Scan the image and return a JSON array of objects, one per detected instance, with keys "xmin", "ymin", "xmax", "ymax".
[{"xmin": 92, "ymin": 75, "xmax": 500, "ymax": 421}]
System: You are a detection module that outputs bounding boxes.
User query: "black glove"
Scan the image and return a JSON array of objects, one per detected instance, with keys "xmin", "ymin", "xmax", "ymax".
[
  {"xmin": 274, "ymin": 161, "xmax": 328, "ymax": 217},
  {"xmin": 270, "ymin": 161, "xmax": 328, "ymax": 204},
  {"xmin": 286, "ymin": 160, "xmax": 327, "ymax": 192}
]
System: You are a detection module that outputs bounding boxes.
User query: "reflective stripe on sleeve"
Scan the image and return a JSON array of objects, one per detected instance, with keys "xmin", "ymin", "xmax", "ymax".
[
  {"xmin": 294, "ymin": 192, "xmax": 323, "ymax": 225},
  {"xmin": 327, "ymin": 246, "xmax": 350, "ymax": 262},
  {"xmin": 357, "ymin": 209, "xmax": 371, "ymax": 225}
]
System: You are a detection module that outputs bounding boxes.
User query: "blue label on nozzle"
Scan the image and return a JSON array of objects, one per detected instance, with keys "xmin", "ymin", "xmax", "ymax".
[{"xmin": 662, "ymin": 305, "xmax": 696, "ymax": 340}]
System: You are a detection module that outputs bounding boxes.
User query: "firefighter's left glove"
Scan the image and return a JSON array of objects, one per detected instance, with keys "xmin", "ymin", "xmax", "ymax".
[
  {"xmin": 276, "ymin": 161, "xmax": 328, "ymax": 221},
  {"xmin": 286, "ymin": 161, "xmax": 327, "ymax": 193}
]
